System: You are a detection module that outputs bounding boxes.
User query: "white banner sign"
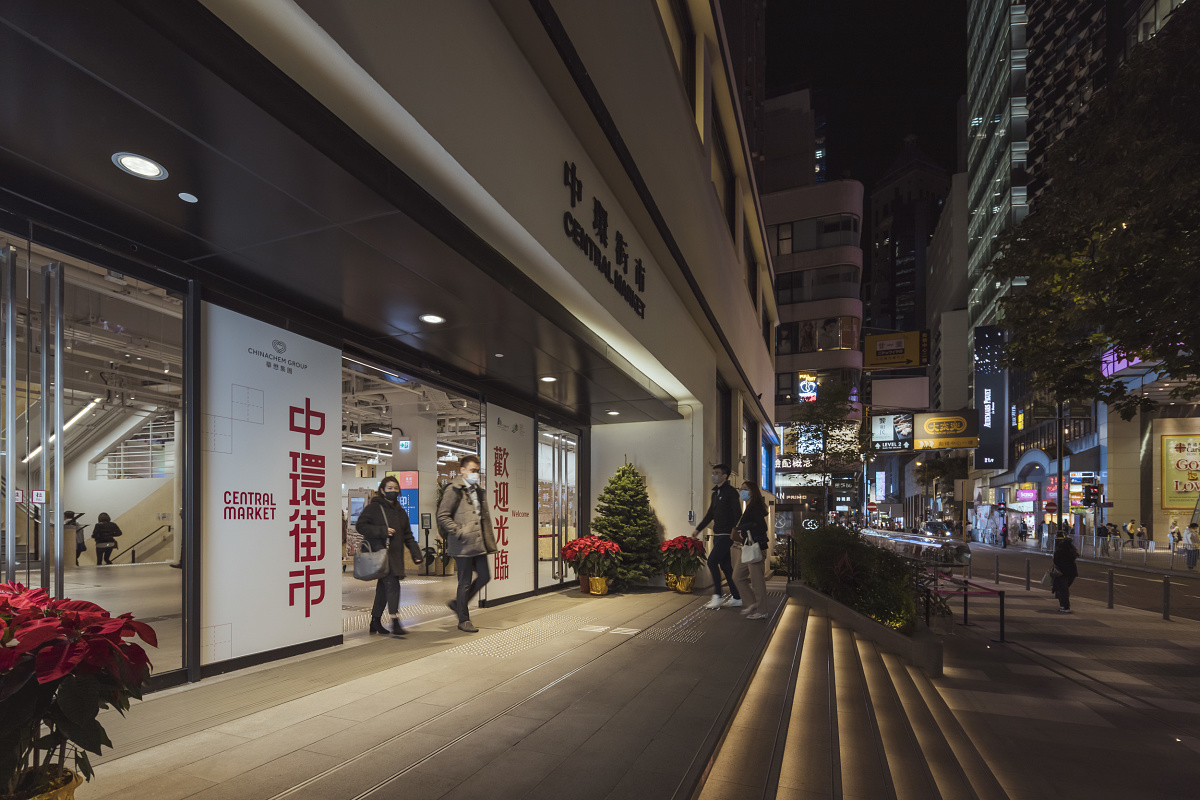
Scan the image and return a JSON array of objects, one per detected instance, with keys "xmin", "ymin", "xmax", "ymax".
[
  {"xmin": 200, "ymin": 303, "xmax": 341, "ymax": 664},
  {"xmin": 483, "ymin": 405, "xmax": 534, "ymax": 603}
]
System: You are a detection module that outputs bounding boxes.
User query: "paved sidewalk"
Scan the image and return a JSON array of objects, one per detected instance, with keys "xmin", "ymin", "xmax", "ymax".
[
  {"xmin": 79, "ymin": 584, "xmax": 787, "ymax": 800},
  {"xmin": 932, "ymin": 584, "xmax": 1200, "ymax": 799}
]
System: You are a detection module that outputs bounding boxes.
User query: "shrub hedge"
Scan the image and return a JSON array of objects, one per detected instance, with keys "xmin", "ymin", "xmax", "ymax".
[{"xmin": 792, "ymin": 524, "xmax": 917, "ymax": 635}]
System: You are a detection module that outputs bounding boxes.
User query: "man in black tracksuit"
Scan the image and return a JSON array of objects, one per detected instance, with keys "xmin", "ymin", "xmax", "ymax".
[{"xmin": 693, "ymin": 463, "xmax": 743, "ymax": 609}]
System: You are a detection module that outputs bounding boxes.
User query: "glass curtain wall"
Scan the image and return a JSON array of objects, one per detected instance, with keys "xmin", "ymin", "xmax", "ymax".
[{"xmin": 1, "ymin": 237, "xmax": 185, "ymax": 673}]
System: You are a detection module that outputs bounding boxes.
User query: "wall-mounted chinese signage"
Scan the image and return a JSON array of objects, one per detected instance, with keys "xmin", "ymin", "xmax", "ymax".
[
  {"xmin": 863, "ymin": 331, "xmax": 929, "ymax": 369},
  {"xmin": 201, "ymin": 303, "xmax": 341, "ymax": 665},
  {"xmin": 913, "ymin": 409, "xmax": 979, "ymax": 450},
  {"xmin": 482, "ymin": 406, "xmax": 535, "ymax": 602},
  {"xmin": 871, "ymin": 413, "xmax": 914, "ymax": 451},
  {"xmin": 973, "ymin": 326, "xmax": 1007, "ymax": 470},
  {"xmin": 561, "ymin": 160, "xmax": 648, "ymax": 319}
]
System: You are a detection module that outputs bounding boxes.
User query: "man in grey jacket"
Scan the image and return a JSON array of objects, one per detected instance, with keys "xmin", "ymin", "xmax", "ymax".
[{"xmin": 437, "ymin": 454, "xmax": 492, "ymax": 633}]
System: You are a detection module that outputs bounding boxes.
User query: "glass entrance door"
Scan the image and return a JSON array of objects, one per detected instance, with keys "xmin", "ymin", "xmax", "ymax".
[{"xmin": 537, "ymin": 425, "xmax": 578, "ymax": 588}]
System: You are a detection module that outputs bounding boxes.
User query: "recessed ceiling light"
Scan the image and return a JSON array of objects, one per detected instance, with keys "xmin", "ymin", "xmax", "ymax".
[
  {"xmin": 419, "ymin": 314, "xmax": 445, "ymax": 324},
  {"xmin": 178, "ymin": 192, "xmax": 198, "ymax": 203},
  {"xmin": 112, "ymin": 152, "xmax": 167, "ymax": 180},
  {"xmin": 606, "ymin": 410, "xmax": 620, "ymax": 416},
  {"xmin": 540, "ymin": 376, "xmax": 557, "ymax": 383},
  {"xmin": 494, "ymin": 353, "xmax": 504, "ymax": 358}
]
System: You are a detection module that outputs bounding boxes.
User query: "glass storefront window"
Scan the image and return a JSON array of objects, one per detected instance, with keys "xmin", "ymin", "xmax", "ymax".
[
  {"xmin": 2, "ymin": 236, "xmax": 186, "ymax": 674},
  {"xmin": 776, "ymin": 316, "xmax": 861, "ymax": 354}
]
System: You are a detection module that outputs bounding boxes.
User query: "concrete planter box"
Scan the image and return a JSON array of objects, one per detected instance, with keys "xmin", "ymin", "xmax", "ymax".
[{"xmin": 787, "ymin": 582, "xmax": 944, "ymax": 677}]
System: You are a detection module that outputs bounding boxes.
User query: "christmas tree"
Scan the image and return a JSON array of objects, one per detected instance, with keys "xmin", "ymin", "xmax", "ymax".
[{"xmin": 591, "ymin": 462, "xmax": 661, "ymax": 590}]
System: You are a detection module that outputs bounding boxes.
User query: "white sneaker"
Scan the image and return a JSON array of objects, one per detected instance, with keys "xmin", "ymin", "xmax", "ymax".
[
  {"xmin": 726, "ymin": 598, "xmax": 743, "ymax": 608},
  {"xmin": 703, "ymin": 594, "xmax": 724, "ymax": 609}
]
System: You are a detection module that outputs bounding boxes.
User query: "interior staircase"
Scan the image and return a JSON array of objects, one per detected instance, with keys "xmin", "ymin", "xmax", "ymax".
[{"xmin": 698, "ymin": 595, "xmax": 1008, "ymax": 800}]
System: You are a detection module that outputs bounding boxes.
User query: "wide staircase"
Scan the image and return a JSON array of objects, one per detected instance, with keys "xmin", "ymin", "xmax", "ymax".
[{"xmin": 698, "ymin": 597, "xmax": 1008, "ymax": 800}]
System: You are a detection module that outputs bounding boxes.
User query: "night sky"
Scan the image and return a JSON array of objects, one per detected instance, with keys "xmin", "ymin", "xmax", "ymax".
[{"xmin": 766, "ymin": 1, "xmax": 968, "ymax": 188}]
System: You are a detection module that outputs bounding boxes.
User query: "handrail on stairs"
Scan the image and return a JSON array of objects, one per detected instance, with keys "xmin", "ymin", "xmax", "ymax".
[{"xmin": 111, "ymin": 524, "xmax": 171, "ymax": 564}]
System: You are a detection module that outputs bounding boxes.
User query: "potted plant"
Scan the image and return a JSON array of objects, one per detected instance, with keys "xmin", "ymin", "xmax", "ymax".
[
  {"xmin": 580, "ymin": 537, "xmax": 621, "ymax": 596},
  {"xmin": 560, "ymin": 537, "xmax": 590, "ymax": 593},
  {"xmin": 660, "ymin": 536, "xmax": 706, "ymax": 593},
  {"xmin": 1, "ymin": 582, "xmax": 156, "ymax": 800}
]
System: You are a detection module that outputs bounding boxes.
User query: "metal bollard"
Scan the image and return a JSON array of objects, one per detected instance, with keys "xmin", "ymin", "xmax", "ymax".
[
  {"xmin": 998, "ymin": 591, "xmax": 1007, "ymax": 643},
  {"xmin": 1025, "ymin": 559, "xmax": 1031, "ymax": 591},
  {"xmin": 967, "ymin": 562, "xmax": 972, "ymax": 580},
  {"xmin": 1163, "ymin": 577, "xmax": 1171, "ymax": 621},
  {"xmin": 1107, "ymin": 570, "xmax": 1114, "ymax": 609},
  {"xmin": 995, "ymin": 554, "xmax": 1000, "ymax": 585},
  {"xmin": 963, "ymin": 590, "xmax": 970, "ymax": 626}
]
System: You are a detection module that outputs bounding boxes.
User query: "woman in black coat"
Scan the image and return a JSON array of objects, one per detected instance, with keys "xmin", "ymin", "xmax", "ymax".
[
  {"xmin": 355, "ymin": 475, "xmax": 422, "ymax": 635},
  {"xmin": 91, "ymin": 512, "xmax": 123, "ymax": 565},
  {"xmin": 1052, "ymin": 535, "xmax": 1079, "ymax": 613},
  {"xmin": 732, "ymin": 482, "xmax": 771, "ymax": 620}
]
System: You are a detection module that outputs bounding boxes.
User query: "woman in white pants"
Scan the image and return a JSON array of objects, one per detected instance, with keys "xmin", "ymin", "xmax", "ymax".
[{"xmin": 732, "ymin": 481, "xmax": 770, "ymax": 620}]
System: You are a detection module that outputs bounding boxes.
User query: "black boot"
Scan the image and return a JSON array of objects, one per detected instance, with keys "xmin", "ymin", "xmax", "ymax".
[{"xmin": 369, "ymin": 616, "xmax": 387, "ymax": 634}]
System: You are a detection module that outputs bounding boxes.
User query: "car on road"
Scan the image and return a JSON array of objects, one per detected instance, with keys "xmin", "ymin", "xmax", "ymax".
[{"xmin": 921, "ymin": 520, "xmax": 953, "ymax": 537}]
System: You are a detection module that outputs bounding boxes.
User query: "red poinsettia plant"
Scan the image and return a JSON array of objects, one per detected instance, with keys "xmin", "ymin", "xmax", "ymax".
[
  {"xmin": 560, "ymin": 536, "xmax": 622, "ymax": 579},
  {"xmin": 660, "ymin": 535, "xmax": 706, "ymax": 577},
  {"xmin": 0, "ymin": 582, "xmax": 156, "ymax": 799}
]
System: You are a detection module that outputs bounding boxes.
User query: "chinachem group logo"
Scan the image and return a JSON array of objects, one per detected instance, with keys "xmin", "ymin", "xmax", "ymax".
[
  {"xmin": 922, "ymin": 415, "xmax": 968, "ymax": 435},
  {"xmin": 272, "ymin": 339, "xmax": 287, "ymax": 355}
]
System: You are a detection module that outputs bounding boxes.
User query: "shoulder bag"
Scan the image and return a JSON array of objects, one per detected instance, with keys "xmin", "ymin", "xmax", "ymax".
[
  {"xmin": 354, "ymin": 538, "xmax": 389, "ymax": 581},
  {"xmin": 740, "ymin": 540, "xmax": 764, "ymax": 564}
]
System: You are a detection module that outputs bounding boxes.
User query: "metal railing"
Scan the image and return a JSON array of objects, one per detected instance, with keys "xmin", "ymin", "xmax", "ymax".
[{"xmin": 110, "ymin": 524, "xmax": 171, "ymax": 564}]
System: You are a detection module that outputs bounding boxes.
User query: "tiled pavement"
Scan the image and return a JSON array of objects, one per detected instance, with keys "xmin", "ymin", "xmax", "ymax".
[
  {"xmin": 934, "ymin": 584, "xmax": 1200, "ymax": 800},
  {"xmin": 80, "ymin": 584, "xmax": 788, "ymax": 800},
  {"xmin": 77, "ymin": 575, "xmax": 1200, "ymax": 800}
]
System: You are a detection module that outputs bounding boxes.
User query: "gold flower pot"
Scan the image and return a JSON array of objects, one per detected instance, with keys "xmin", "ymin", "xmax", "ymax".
[
  {"xmin": 28, "ymin": 769, "xmax": 82, "ymax": 800},
  {"xmin": 674, "ymin": 575, "xmax": 695, "ymax": 594},
  {"xmin": 665, "ymin": 573, "xmax": 678, "ymax": 590},
  {"xmin": 588, "ymin": 576, "xmax": 610, "ymax": 595}
]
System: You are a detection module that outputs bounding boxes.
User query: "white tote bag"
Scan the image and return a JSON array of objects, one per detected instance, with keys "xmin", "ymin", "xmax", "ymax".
[{"xmin": 740, "ymin": 541, "xmax": 764, "ymax": 565}]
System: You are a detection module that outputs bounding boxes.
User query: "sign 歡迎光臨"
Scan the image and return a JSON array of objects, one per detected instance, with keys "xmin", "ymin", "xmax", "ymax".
[{"xmin": 482, "ymin": 406, "xmax": 534, "ymax": 602}]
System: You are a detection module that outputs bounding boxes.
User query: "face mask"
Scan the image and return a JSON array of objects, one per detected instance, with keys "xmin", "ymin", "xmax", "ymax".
[
  {"xmin": 711, "ymin": 474, "xmax": 721, "ymax": 485},
  {"xmin": 739, "ymin": 490, "xmax": 750, "ymax": 501},
  {"xmin": 382, "ymin": 490, "xmax": 399, "ymax": 502},
  {"xmin": 466, "ymin": 472, "xmax": 480, "ymax": 485}
]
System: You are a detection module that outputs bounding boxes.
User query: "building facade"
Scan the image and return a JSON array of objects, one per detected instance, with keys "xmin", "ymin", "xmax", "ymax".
[{"xmin": 0, "ymin": 0, "xmax": 775, "ymax": 685}]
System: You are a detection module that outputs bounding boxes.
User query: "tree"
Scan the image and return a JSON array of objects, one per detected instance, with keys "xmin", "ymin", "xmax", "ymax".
[
  {"xmin": 990, "ymin": 0, "xmax": 1200, "ymax": 419},
  {"xmin": 913, "ymin": 455, "xmax": 968, "ymax": 495},
  {"xmin": 786, "ymin": 383, "xmax": 864, "ymax": 511},
  {"xmin": 591, "ymin": 462, "xmax": 661, "ymax": 590}
]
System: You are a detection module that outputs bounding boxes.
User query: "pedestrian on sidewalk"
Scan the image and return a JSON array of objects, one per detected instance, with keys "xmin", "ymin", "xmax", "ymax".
[
  {"xmin": 732, "ymin": 481, "xmax": 769, "ymax": 620},
  {"xmin": 1169, "ymin": 519, "xmax": 1181, "ymax": 551},
  {"xmin": 694, "ymin": 463, "xmax": 742, "ymax": 610},
  {"xmin": 1136, "ymin": 523, "xmax": 1148, "ymax": 550},
  {"xmin": 91, "ymin": 512, "xmax": 122, "ymax": 565},
  {"xmin": 1052, "ymin": 535, "xmax": 1079, "ymax": 613},
  {"xmin": 1184, "ymin": 523, "xmax": 1199, "ymax": 570},
  {"xmin": 438, "ymin": 454, "xmax": 495, "ymax": 634},
  {"xmin": 357, "ymin": 475, "xmax": 423, "ymax": 636},
  {"xmin": 1125, "ymin": 519, "xmax": 1137, "ymax": 548}
]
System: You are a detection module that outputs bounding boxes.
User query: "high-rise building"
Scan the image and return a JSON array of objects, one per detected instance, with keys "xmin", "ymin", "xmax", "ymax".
[
  {"xmin": 718, "ymin": 0, "xmax": 768, "ymax": 187},
  {"xmin": 865, "ymin": 137, "xmax": 950, "ymax": 335},
  {"xmin": 965, "ymin": 0, "xmax": 1028, "ymax": 335},
  {"xmin": 926, "ymin": 173, "xmax": 970, "ymax": 412},
  {"xmin": 759, "ymin": 89, "xmax": 864, "ymax": 527}
]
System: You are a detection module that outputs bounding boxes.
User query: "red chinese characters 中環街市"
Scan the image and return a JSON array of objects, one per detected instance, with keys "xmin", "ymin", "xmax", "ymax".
[{"xmin": 287, "ymin": 398, "xmax": 326, "ymax": 617}]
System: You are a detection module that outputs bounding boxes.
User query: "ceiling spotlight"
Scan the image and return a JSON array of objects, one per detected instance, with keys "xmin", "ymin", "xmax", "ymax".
[
  {"xmin": 494, "ymin": 353, "xmax": 504, "ymax": 358},
  {"xmin": 178, "ymin": 192, "xmax": 198, "ymax": 203},
  {"xmin": 606, "ymin": 410, "xmax": 620, "ymax": 416},
  {"xmin": 540, "ymin": 376, "xmax": 557, "ymax": 383},
  {"xmin": 112, "ymin": 152, "xmax": 167, "ymax": 180},
  {"xmin": 419, "ymin": 314, "xmax": 446, "ymax": 324}
]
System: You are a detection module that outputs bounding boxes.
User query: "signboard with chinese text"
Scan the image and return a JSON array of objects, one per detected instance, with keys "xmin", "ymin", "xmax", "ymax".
[
  {"xmin": 871, "ymin": 414, "xmax": 914, "ymax": 451},
  {"xmin": 973, "ymin": 326, "xmax": 1007, "ymax": 469},
  {"xmin": 200, "ymin": 303, "xmax": 341, "ymax": 665},
  {"xmin": 1162, "ymin": 435, "xmax": 1200, "ymax": 509},
  {"xmin": 913, "ymin": 409, "xmax": 979, "ymax": 450},
  {"xmin": 482, "ymin": 405, "xmax": 535, "ymax": 602},
  {"xmin": 863, "ymin": 331, "xmax": 929, "ymax": 369}
]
